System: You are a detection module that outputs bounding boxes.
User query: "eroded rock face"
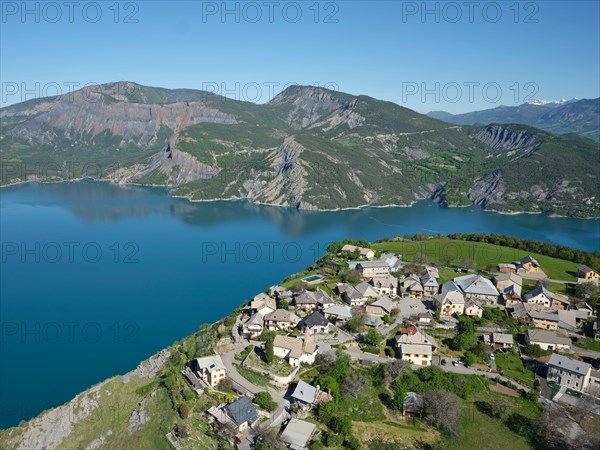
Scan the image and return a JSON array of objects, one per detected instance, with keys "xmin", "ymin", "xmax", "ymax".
[
  {"xmin": 468, "ymin": 171, "xmax": 506, "ymax": 206},
  {"xmin": 474, "ymin": 125, "xmax": 542, "ymax": 156},
  {"xmin": 270, "ymin": 85, "xmax": 363, "ymax": 130},
  {"xmin": 5, "ymin": 94, "xmax": 236, "ymax": 149}
]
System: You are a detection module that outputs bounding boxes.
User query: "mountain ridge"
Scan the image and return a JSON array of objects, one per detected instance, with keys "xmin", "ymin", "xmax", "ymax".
[
  {"xmin": 427, "ymin": 98, "xmax": 600, "ymax": 142},
  {"xmin": 1, "ymin": 82, "xmax": 598, "ymax": 217}
]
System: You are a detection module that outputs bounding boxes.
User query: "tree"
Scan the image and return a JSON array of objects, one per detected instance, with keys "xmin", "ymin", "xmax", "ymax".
[
  {"xmin": 330, "ymin": 415, "xmax": 353, "ymax": 436},
  {"xmin": 327, "ymin": 241, "xmax": 343, "ymax": 254},
  {"xmin": 318, "ymin": 375, "xmax": 340, "ymax": 399},
  {"xmin": 345, "ymin": 436, "xmax": 362, "ymax": 450},
  {"xmin": 575, "ymin": 282, "xmax": 600, "ymax": 302},
  {"xmin": 423, "ymin": 391, "xmax": 462, "ymax": 436},
  {"xmin": 265, "ymin": 335, "xmax": 274, "ymax": 364},
  {"xmin": 316, "ymin": 351, "xmax": 337, "ymax": 374},
  {"xmin": 341, "ymin": 373, "xmax": 369, "ymax": 398},
  {"xmin": 254, "ymin": 391, "xmax": 277, "ymax": 412},
  {"xmin": 462, "ymin": 257, "xmax": 477, "ymax": 270},
  {"xmin": 414, "ymin": 252, "xmax": 428, "ymax": 265},
  {"xmin": 347, "ymin": 312, "xmax": 365, "ymax": 333},
  {"xmin": 363, "ymin": 329, "xmax": 383, "ymax": 346},
  {"xmin": 391, "ymin": 381, "xmax": 406, "ymax": 411},
  {"xmin": 342, "ymin": 269, "xmax": 362, "ymax": 283},
  {"xmin": 279, "ymin": 299, "xmax": 289, "ymax": 310},
  {"xmin": 383, "ymin": 360, "xmax": 409, "ymax": 385},
  {"xmin": 293, "ymin": 281, "xmax": 308, "ymax": 292},
  {"xmin": 330, "ymin": 349, "xmax": 351, "ymax": 382},
  {"xmin": 178, "ymin": 402, "xmax": 192, "ymax": 419}
]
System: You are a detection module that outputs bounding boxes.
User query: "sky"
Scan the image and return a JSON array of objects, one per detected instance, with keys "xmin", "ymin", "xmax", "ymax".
[{"xmin": 1, "ymin": 0, "xmax": 599, "ymax": 113}]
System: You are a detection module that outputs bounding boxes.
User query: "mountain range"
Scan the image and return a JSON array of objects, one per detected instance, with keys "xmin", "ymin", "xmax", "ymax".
[
  {"xmin": 428, "ymin": 98, "xmax": 600, "ymax": 142},
  {"xmin": 1, "ymin": 82, "xmax": 599, "ymax": 217}
]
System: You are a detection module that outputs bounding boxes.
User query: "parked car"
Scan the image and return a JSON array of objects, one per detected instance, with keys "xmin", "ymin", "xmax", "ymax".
[
  {"xmin": 441, "ymin": 359, "xmax": 447, "ymax": 366},
  {"xmin": 452, "ymin": 360, "xmax": 459, "ymax": 367},
  {"xmin": 490, "ymin": 353, "xmax": 495, "ymax": 361}
]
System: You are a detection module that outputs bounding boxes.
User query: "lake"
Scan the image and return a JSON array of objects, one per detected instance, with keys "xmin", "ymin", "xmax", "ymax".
[{"xmin": 0, "ymin": 181, "xmax": 599, "ymax": 428}]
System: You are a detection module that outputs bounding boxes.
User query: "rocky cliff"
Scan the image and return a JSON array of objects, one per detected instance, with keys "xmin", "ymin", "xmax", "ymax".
[{"xmin": 1, "ymin": 82, "xmax": 598, "ymax": 217}]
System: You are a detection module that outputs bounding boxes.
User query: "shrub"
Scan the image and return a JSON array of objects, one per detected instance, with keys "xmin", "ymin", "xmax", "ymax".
[
  {"xmin": 254, "ymin": 391, "xmax": 277, "ymax": 412},
  {"xmin": 345, "ymin": 436, "xmax": 362, "ymax": 450},
  {"xmin": 178, "ymin": 402, "xmax": 192, "ymax": 419}
]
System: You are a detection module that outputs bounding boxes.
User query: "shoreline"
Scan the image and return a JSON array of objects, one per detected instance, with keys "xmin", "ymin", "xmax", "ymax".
[{"xmin": 1, "ymin": 178, "xmax": 598, "ymax": 219}]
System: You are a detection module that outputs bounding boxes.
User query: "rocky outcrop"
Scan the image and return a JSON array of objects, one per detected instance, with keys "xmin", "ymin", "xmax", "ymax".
[
  {"xmin": 474, "ymin": 125, "xmax": 542, "ymax": 156},
  {"xmin": 269, "ymin": 85, "xmax": 362, "ymax": 130},
  {"xmin": 467, "ymin": 171, "xmax": 506, "ymax": 206}
]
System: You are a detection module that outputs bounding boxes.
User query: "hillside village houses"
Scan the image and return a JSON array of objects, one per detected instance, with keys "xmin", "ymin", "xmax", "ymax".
[
  {"xmin": 516, "ymin": 255, "xmax": 547, "ymax": 278},
  {"xmin": 273, "ymin": 333, "xmax": 319, "ymax": 367},
  {"xmin": 435, "ymin": 286, "xmax": 465, "ymax": 316},
  {"xmin": 464, "ymin": 299, "xmax": 484, "ymax": 318},
  {"xmin": 356, "ymin": 261, "xmax": 390, "ymax": 278},
  {"xmin": 547, "ymin": 353, "xmax": 592, "ymax": 393},
  {"xmin": 578, "ymin": 265, "xmax": 600, "ymax": 282},
  {"xmin": 341, "ymin": 244, "xmax": 375, "ymax": 260},
  {"xmin": 524, "ymin": 285, "xmax": 571, "ymax": 310},
  {"xmin": 395, "ymin": 325, "xmax": 438, "ymax": 366},
  {"xmin": 525, "ymin": 329, "xmax": 572, "ymax": 352},
  {"xmin": 191, "ymin": 355, "xmax": 227, "ymax": 388},
  {"xmin": 263, "ymin": 309, "xmax": 300, "ymax": 331},
  {"xmin": 249, "ymin": 293, "xmax": 276, "ymax": 316}
]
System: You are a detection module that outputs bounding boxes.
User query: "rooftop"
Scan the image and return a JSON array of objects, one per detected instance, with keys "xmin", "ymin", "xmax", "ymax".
[
  {"xmin": 280, "ymin": 419, "xmax": 317, "ymax": 448},
  {"xmin": 226, "ymin": 396, "xmax": 258, "ymax": 426},
  {"xmin": 548, "ymin": 353, "xmax": 591, "ymax": 376},
  {"xmin": 291, "ymin": 380, "xmax": 317, "ymax": 404}
]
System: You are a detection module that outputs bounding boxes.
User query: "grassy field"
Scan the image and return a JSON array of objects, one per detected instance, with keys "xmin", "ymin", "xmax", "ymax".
[
  {"xmin": 373, "ymin": 238, "xmax": 579, "ymax": 281},
  {"xmin": 494, "ymin": 353, "xmax": 536, "ymax": 388},
  {"xmin": 56, "ymin": 376, "xmax": 176, "ymax": 450},
  {"xmin": 438, "ymin": 390, "xmax": 541, "ymax": 450},
  {"xmin": 574, "ymin": 337, "xmax": 600, "ymax": 352}
]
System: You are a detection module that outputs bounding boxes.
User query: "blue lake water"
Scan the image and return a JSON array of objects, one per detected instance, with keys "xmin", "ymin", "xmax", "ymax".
[{"xmin": 0, "ymin": 181, "xmax": 599, "ymax": 428}]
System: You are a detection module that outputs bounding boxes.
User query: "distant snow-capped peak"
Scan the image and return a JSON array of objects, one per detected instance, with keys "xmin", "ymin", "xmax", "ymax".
[{"xmin": 527, "ymin": 98, "xmax": 579, "ymax": 106}]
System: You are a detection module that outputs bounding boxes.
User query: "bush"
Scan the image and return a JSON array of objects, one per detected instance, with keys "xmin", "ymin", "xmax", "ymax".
[
  {"xmin": 325, "ymin": 432, "xmax": 344, "ymax": 447},
  {"xmin": 311, "ymin": 441, "xmax": 324, "ymax": 450},
  {"xmin": 363, "ymin": 329, "xmax": 384, "ymax": 346},
  {"xmin": 254, "ymin": 391, "xmax": 277, "ymax": 412},
  {"xmin": 178, "ymin": 402, "xmax": 192, "ymax": 419},
  {"xmin": 345, "ymin": 436, "xmax": 362, "ymax": 450},
  {"xmin": 330, "ymin": 415, "xmax": 353, "ymax": 435}
]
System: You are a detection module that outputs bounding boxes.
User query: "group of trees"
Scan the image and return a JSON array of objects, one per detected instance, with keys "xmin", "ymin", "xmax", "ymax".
[
  {"xmin": 448, "ymin": 316, "xmax": 490, "ymax": 365},
  {"xmin": 447, "ymin": 233, "xmax": 600, "ymax": 269}
]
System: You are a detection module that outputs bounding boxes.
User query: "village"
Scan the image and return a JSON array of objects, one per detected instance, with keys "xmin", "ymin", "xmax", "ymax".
[{"xmin": 175, "ymin": 241, "xmax": 600, "ymax": 450}]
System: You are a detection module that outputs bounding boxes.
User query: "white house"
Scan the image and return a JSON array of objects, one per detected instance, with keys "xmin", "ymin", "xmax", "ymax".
[
  {"xmin": 436, "ymin": 282, "xmax": 465, "ymax": 316},
  {"xmin": 263, "ymin": 309, "xmax": 301, "ymax": 331},
  {"xmin": 371, "ymin": 274, "xmax": 398, "ymax": 296},
  {"xmin": 250, "ymin": 293, "xmax": 276, "ymax": 316},
  {"xmin": 524, "ymin": 285, "xmax": 570, "ymax": 311},
  {"xmin": 273, "ymin": 334, "xmax": 318, "ymax": 367},
  {"xmin": 341, "ymin": 244, "xmax": 375, "ymax": 260},
  {"xmin": 356, "ymin": 261, "xmax": 390, "ymax": 278},
  {"xmin": 242, "ymin": 312, "xmax": 264, "ymax": 339},
  {"xmin": 453, "ymin": 274, "xmax": 499, "ymax": 305},
  {"xmin": 525, "ymin": 329, "xmax": 571, "ymax": 351},
  {"xmin": 547, "ymin": 353, "xmax": 592, "ymax": 393},
  {"xmin": 395, "ymin": 326, "xmax": 437, "ymax": 366}
]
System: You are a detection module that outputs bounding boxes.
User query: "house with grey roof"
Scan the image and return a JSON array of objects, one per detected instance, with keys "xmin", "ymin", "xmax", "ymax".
[
  {"xmin": 291, "ymin": 380, "xmax": 333, "ymax": 409},
  {"xmin": 280, "ymin": 419, "xmax": 318, "ymax": 449},
  {"xmin": 399, "ymin": 274, "xmax": 424, "ymax": 299},
  {"xmin": 403, "ymin": 392, "xmax": 424, "ymax": 417},
  {"xmin": 273, "ymin": 334, "xmax": 318, "ymax": 367},
  {"xmin": 356, "ymin": 261, "xmax": 390, "ymax": 278},
  {"xmin": 335, "ymin": 283, "xmax": 369, "ymax": 307},
  {"xmin": 322, "ymin": 304, "xmax": 353, "ymax": 322},
  {"xmin": 250, "ymin": 293, "xmax": 276, "ymax": 316},
  {"xmin": 436, "ymin": 283, "xmax": 465, "ymax": 316},
  {"xmin": 191, "ymin": 355, "xmax": 227, "ymax": 387},
  {"xmin": 525, "ymin": 329, "xmax": 571, "ymax": 351},
  {"xmin": 453, "ymin": 274, "xmax": 499, "ymax": 305},
  {"xmin": 420, "ymin": 273, "xmax": 439, "ymax": 295},
  {"xmin": 371, "ymin": 274, "xmax": 399, "ymax": 296},
  {"xmin": 294, "ymin": 290, "xmax": 334, "ymax": 311},
  {"xmin": 365, "ymin": 296, "xmax": 394, "ymax": 317},
  {"xmin": 355, "ymin": 281, "xmax": 380, "ymax": 299},
  {"xmin": 516, "ymin": 255, "xmax": 547, "ymax": 278},
  {"xmin": 547, "ymin": 353, "xmax": 592, "ymax": 393},
  {"xmin": 490, "ymin": 333, "xmax": 514, "ymax": 351},
  {"xmin": 242, "ymin": 312, "xmax": 264, "ymax": 339},
  {"xmin": 225, "ymin": 396, "xmax": 259, "ymax": 431},
  {"xmin": 524, "ymin": 285, "xmax": 570, "ymax": 311},
  {"xmin": 298, "ymin": 311, "xmax": 330, "ymax": 335},
  {"xmin": 264, "ymin": 309, "xmax": 301, "ymax": 331}
]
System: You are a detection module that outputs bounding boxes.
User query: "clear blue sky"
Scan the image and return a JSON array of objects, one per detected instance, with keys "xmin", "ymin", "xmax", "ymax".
[{"xmin": 1, "ymin": 1, "xmax": 599, "ymax": 113}]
